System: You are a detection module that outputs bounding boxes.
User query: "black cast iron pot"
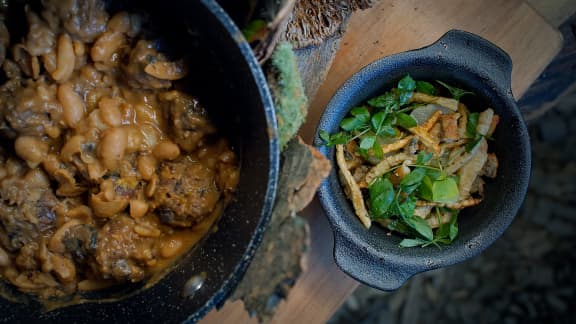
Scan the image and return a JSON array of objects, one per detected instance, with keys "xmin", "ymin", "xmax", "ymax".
[
  {"xmin": 314, "ymin": 30, "xmax": 530, "ymax": 291},
  {"xmin": 0, "ymin": 0, "xmax": 279, "ymax": 322}
]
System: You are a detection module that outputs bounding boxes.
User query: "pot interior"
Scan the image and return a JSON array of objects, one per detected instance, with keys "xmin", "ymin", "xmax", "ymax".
[{"xmin": 0, "ymin": 0, "xmax": 277, "ymax": 322}]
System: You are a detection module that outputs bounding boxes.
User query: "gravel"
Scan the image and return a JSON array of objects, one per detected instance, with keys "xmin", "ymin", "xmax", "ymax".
[{"xmin": 328, "ymin": 89, "xmax": 576, "ymax": 324}]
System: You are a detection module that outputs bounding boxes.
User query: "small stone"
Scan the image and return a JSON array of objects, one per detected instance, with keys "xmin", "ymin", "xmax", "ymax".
[
  {"xmin": 451, "ymin": 289, "xmax": 469, "ymax": 300},
  {"xmin": 538, "ymin": 112, "xmax": 568, "ymax": 143},
  {"xmin": 504, "ymin": 316, "xmax": 518, "ymax": 324},
  {"xmin": 531, "ymin": 267, "xmax": 555, "ymax": 287},
  {"xmin": 345, "ymin": 295, "xmax": 359, "ymax": 311},
  {"xmin": 445, "ymin": 304, "xmax": 458, "ymax": 320},
  {"xmin": 546, "ymin": 294, "xmax": 567, "ymax": 312},
  {"xmin": 424, "ymin": 283, "xmax": 439, "ymax": 302},
  {"xmin": 463, "ymin": 272, "xmax": 478, "ymax": 289}
]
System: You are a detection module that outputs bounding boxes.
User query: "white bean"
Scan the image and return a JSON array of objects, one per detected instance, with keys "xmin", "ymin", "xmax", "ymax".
[
  {"xmin": 98, "ymin": 128, "xmax": 127, "ymax": 170},
  {"xmin": 52, "ymin": 34, "xmax": 75, "ymax": 82},
  {"xmin": 58, "ymin": 83, "xmax": 85, "ymax": 128},
  {"xmin": 14, "ymin": 136, "xmax": 49, "ymax": 168}
]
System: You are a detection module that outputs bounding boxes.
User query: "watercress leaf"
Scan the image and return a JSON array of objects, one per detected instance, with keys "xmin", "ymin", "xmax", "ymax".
[
  {"xmin": 398, "ymin": 75, "xmax": 416, "ymax": 92},
  {"xmin": 418, "ymin": 175, "xmax": 434, "ymax": 201},
  {"xmin": 407, "ymin": 216, "xmax": 433, "ymax": 241},
  {"xmin": 465, "ymin": 135, "xmax": 483, "ymax": 152},
  {"xmin": 360, "ymin": 135, "xmax": 376, "ymax": 150},
  {"xmin": 369, "ymin": 177, "xmax": 395, "ymax": 218},
  {"xmin": 436, "ymin": 80, "xmax": 475, "ymax": 100},
  {"xmin": 399, "ymin": 238, "xmax": 428, "ymax": 248},
  {"xmin": 319, "ymin": 130, "xmax": 331, "ymax": 143},
  {"xmin": 466, "ymin": 112, "xmax": 480, "ymax": 138},
  {"xmin": 372, "ymin": 139, "xmax": 384, "ymax": 159},
  {"xmin": 380, "ymin": 125, "xmax": 397, "ymax": 137},
  {"xmin": 340, "ymin": 117, "xmax": 363, "ymax": 131},
  {"xmin": 400, "ymin": 167, "xmax": 426, "ymax": 194},
  {"xmin": 426, "ymin": 168, "xmax": 446, "ymax": 181},
  {"xmin": 367, "ymin": 92, "xmax": 397, "ymax": 108},
  {"xmin": 331, "ymin": 132, "xmax": 350, "ymax": 145},
  {"xmin": 351, "ymin": 106, "xmax": 370, "ymax": 122},
  {"xmin": 398, "ymin": 196, "xmax": 417, "ymax": 220},
  {"xmin": 371, "ymin": 111, "xmax": 387, "ymax": 132},
  {"xmin": 398, "ymin": 91, "xmax": 414, "ymax": 106},
  {"xmin": 449, "ymin": 212, "xmax": 458, "ymax": 241},
  {"xmin": 435, "ymin": 222, "xmax": 450, "ymax": 240},
  {"xmin": 432, "ymin": 177, "xmax": 459, "ymax": 203},
  {"xmin": 396, "ymin": 112, "xmax": 418, "ymax": 129},
  {"xmin": 387, "ymin": 219, "xmax": 412, "ymax": 235},
  {"xmin": 415, "ymin": 80, "xmax": 436, "ymax": 95},
  {"xmin": 416, "ymin": 151, "xmax": 433, "ymax": 165}
]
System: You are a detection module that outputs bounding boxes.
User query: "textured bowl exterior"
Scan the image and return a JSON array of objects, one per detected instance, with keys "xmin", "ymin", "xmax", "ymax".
[{"xmin": 314, "ymin": 30, "xmax": 531, "ymax": 291}]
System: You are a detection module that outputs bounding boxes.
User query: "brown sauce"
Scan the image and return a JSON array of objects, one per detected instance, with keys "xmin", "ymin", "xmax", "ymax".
[{"xmin": 0, "ymin": 0, "xmax": 239, "ymax": 300}]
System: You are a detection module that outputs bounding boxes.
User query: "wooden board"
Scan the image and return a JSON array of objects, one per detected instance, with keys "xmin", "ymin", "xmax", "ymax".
[
  {"xmin": 201, "ymin": 1, "xmax": 562, "ymax": 323},
  {"xmin": 300, "ymin": 0, "xmax": 563, "ymax": 142}
]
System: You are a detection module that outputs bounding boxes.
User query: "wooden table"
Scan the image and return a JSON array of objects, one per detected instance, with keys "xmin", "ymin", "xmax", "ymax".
[{"xmin": 202, "ymin": 0, "xmax": 562, "ymax": 322}]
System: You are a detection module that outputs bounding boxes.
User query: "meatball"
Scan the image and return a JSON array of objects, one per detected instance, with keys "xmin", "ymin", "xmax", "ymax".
[{"xmin": 154, "ymin": 157, "xmax": 221, "ymax": 227}]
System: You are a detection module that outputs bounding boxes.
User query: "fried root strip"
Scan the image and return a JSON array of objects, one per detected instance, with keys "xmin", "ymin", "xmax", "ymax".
[
  {"xmin": 416, "ymin": 197, "xmax": 482, "ymax": 209},
  {"xmin": 380, "ymin": 136, "xmax": 413, "ymax": 155},
  {"xmin": 458, "ymin": 138, "xmax": 488, "ymax": 198},
  {"xmin": 364, "ymin": 152, "xmax": 411, "ymax": 185},
  {"xmin": 336, "ymin": 144, "xmax": 371, "ymax": 229},
  {"xmin": 408, "ymin": 111, "xmax": 442, "ymax": 154},
  {"xmin": 411, "ymin": 92, "xmax": 459, "ymax": 111}
]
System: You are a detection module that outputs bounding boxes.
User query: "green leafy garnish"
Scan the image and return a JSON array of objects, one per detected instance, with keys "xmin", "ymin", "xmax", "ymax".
[
  {"xmin": 398, "ymin": 75, "xmax": 416, "ymax": 105},
  {"xmin": 319, "ymin": 75, "xmax": 487, "ymax": 248},
  {"xmin": 437, "ymin": 80, "xmax": 475, "ymax": 101},
  {"xmin": 415, "ymin": 80, "xmax": 436, "ymax": 95},
  {"xmin": 368, "ymin": 177, "xmax": 395, "ymax": 219},
  {"xmin": 396, "ymin": 112, "xmax": 418, "ymax": 129}
]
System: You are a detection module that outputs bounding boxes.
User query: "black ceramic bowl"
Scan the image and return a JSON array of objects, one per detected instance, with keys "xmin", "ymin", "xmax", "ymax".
[
  {"xmin": 0, "ymin": 0, "xmax": 279, "ymax": 322},
  {"xmin": 314, "ymin": 30, "xmax": 530, "ymax": 290}
]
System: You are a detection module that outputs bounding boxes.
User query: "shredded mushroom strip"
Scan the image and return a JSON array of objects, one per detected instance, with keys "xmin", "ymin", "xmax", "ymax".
[{"xmin": 322, "ymin": 75, "xmax": 499, "ymax": 247}]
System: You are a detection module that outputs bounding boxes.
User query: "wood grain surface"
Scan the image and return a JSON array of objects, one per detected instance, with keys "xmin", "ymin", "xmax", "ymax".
[{"xmin": 202, "ymin": 1, "xmax": 562, "ymax": 323}]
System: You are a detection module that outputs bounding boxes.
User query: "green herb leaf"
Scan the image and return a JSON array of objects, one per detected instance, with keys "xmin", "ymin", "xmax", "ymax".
[
  {"xmin": 319, "ymin": 130, "xmax": 331, "ymax": 143},
  {"xmin": 369, "ymin": 177, "xmax": 395, "ymax": 218},
  {"xmin": 415, "ymin": 80, "xmax": 436, "ymax": 95},
  {"xmin": 432, "ymin": 177, "xmax": 459, "ymax": 203},
  {"xmin": 398, "ymin": 196, "xmax": 417, "ymax": 221},
  {"xmin": 426, "ymin": 168, "xmax": 446, "ymax": 181},
  {"xmin": 466, "ymin": 112, "xmax": 480, "ymax": 138},
  {"xmin": 449, "ymin": 212, "xmax": 458, "ymax": 241},
  {"xmin": 407, "ymin": 216, "xmax": 433, "ymax": 241},
  {"xmin": 387, "ymin": 219, "xmax": 412, "ymax": 235},
  {"xmin": 418, "ymin": 175, "xmax": 434, "ymax": 201},
  {"xmin": 436, "ymin": 80, "xmax": 475, "ymax": 100},
  {"xmin": 399, "ymin": 238, "xmax": 428, "ymax": 247},
  {"xmin": 465, "ymin": 135, "xmax": 483, "ymax": 152},
  {"xmin": 398, "ymin": 75, "xmax": 417, "ymax": 106},
  {"xmin": 360, "ymin": 135, "xmax": 376, "ymax": 150},
  {"xmin": 398, "ymin": 75, "xmax": 416, "ymax": 92},
  {"xmin": 396, "ymin": 112, "xmax": 418, "ymax": 129},
  {"xmin": 368, "ymin": 92, "xmax": 397, "ymax": 109},
  {"xmin": 416, "ymin": 151, "xmax": 433, "ymax": 165},
  {"xmin": 319, "ymin": 131, "xmax": 348, "ymax": 146},
  {"xmin": 371, "ymin": 111, "xmax": 387, "ymax": 132},
  {"xmin": 380, "ymin": 125, "xmax": 397, "ymax": 137},
  {"xmin": 400, "ymin": 167, "xmax": 426, "ymax": 194},
  {"xmin": 340, "ymin": 117, "xmax": 363, "ymax": 131},
  {"xmin": 372, "ymin": 140, "xmax": 384, "ymax": 159},
  {"xmin": 351, "ymin": 106, "xmax": 371, "ymax": 122}
]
